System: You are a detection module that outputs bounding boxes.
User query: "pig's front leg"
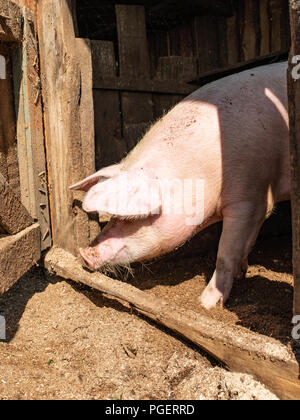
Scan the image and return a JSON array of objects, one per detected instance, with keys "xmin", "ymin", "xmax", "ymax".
[{"xmin": 200, "ymin": 201, "xmax": 267, "ymax": 309}]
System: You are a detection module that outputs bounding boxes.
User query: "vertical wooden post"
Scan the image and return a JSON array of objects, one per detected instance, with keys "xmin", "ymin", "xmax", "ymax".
[
  {"xmin": 37, "ymin": 0, "xmax": 99, "ymax": 254},
  {"xmin": 288, "ymin": 0, "xmax": 300, "ymax": 315}
]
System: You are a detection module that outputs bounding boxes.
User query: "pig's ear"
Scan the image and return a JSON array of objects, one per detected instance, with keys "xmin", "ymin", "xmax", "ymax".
[
  {"xmin": 69, "ymin": 164, "xmax": 122, "ymax": 192},
  {"xmin": 82, "ymin": 169, "xmax": 162, "ymax": 217}
]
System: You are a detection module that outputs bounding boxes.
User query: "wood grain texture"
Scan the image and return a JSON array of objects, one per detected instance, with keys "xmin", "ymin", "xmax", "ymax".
[
  {"xmin": 45, "ymin": 247, "xmax": 300, "ymax": 400},
  {"xmin": 91, "ymin": 40, "xmax": 127, "ymax": 169},
  {"xmin": 0, "ymin": 47, "xmax": 20, "ymax": 199},
  {"xmin": 0, "ymin": 223, "xmax": 40, "ymax": 295},
  {"xmin": 12, "ymin": 8, "xmax": 51, "ymax": 250},
  {"xmin": 288, "ymin": 0, "xmax": 300, "ymax": 316},
  {"xmin": 37, "ymin": 0, "xmax": 98, "ymax": 253},
  {"xmin": 116, "ymin": 5, "xmax": 154, "ymax": 152},
  {"xmin": 0, "ymin": 171, "xmax": 32, "ymax": 234}
]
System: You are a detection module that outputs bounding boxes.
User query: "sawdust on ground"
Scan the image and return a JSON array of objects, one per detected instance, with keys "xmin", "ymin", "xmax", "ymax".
[{"xmin": 0, "ymin": 231, "xmax": 293, "ymax": 400}]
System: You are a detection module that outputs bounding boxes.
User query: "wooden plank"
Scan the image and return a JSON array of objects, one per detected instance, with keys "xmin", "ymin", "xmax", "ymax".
[
  {"xmin": 75, "ymin": 37, "xmax": 100, "ymax": 246},
  {"xmin": 194, "ymin": 15, "xmax": 220, "ymax": 74},
  {"xmin": 270, "ymin": 0, "xmax": 284, "ymax": 52},
  {"xmin": 116, "ymin": 5, "xmax": 150, "ymax": 79},
  {"xmin": 0, "ymin": 223, "xmax": 40, "ymax": 295},
  {"xmin": 157, "ymin": 57, "xmax": 198, "ymax": 82},
  {"xmin": 259, "ymin": 0, "xmax": 271, "ymax": 56},
  {"xmin": 37, "ymin": 0, "xmax": 96, "ymax": 254},
  {"xmin": 93, "ymin": 76, "xmax": 197, "ymax": 95},
  {"xmin": 12, "ymin": 7, "xmax": 51, "ymax": 250},
  {"xmin": 148, "ymin": 29, "xmax": 169, "ymax": 79},
  {"xmin": 0, "ymin": 0, "xmax": 22, "ymax": 42},
  {"xmin": 226, "ymin": 14, "xmax": 239, "ymax": 65},
  {"xmin": 45, "ymin": 247, "xmax": 300, "ymax": 401},
  {"xmin": 217, "ymin": 15, "xmax": 228, "ymax": 68},
  {"xmin": 116, "ymin": 5, "xmax": 154, "ymax": 151},
  {"xmin": 0, "ymin": 171, "xmax": 33, "ymax": 234},
  {"xmin": 287, "ymin": 0, "xmax": 300, "ymax": 316},
  {"xmin": 0, "ymin": 47, "xmax": 20, "ymax": 199},
  {"xmin": 90, "ymin": 40, "xmax": 127, "ymax": 169},
  {"xmin": 242, "ymin": 0, "xmax": 260, "ymax": 61}
]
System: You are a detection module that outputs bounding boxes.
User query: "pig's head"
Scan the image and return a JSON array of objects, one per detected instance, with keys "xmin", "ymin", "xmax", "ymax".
[{"xmin": 70, "ymin": 164, "xmax": 198, "ymax": 272}]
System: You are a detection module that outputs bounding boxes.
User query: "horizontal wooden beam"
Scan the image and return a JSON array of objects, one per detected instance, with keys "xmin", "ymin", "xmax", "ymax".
[
  {"xmin": 0, "ymin": 223, "xmax": 41, "ymax": 295},
  {"xmin": 0, "ymin": 172, "xmax": 33, "ymax": 234},
  {"xmin": 93, "ymin": 76, "xmax": 197, "ymax": 95},
  {"xmin": 45, "ymin": 247, "xmax": 300, "ymax": 400}
]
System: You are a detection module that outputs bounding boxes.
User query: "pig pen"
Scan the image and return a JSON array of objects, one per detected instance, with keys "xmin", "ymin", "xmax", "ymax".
[
  {"xmin": 1, "ymin": 0, "xmax": 299, "ymax": 401},
  {"xmin": 37, "ymin": 0, "xmax": 300, "ymax": 400}
]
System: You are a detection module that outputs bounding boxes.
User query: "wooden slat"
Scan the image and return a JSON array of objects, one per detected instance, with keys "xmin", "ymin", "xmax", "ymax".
[
  {"xmin": 37, "ymin": 0, "xmax": 97, "ymax": 254},
  {"xmin": 287, "ymin": 0, "xmax": 300, "ymax": 316},
  {"xmin": 0, "ymin": 172, "xmax": 32, "ymax": 234},
  {"xmin": 226, "ymin": 14, "xmax": 239, "ymax": 65},
  {"xmin": 73, "ymin": 37, "xmax": 101, "ymax": 248},
  {"xmin": 116, "ymin": 5, "xmax": 154, "ymax": 151},
  {"xmin": 0, "ymin": 223, "xmax": 40, "ymax": 295},
  {"xmin": 93, "ymin": 76, "xmax": 197, "ymax": 95},
  {"xmin": 45, "ymin": 247, "xmax": 300, "ymax": 401},
  {"xmin": 194, "ymin": 15, "xmax": 220, "ymax": 74},
  {"xmin": 270, "ymin": 0, "xmax": 285, "ymax": 51},
  {"xmin": 91, "ymin": 40, "xmax": 127, "ymax": 169},
  {"xmin": 0, "ymin": 48, "xmax": 20, "ymax": 199},
  {"xmin": 259, "ymin": 0, "xmax": 271, "ymax": 56},
  {"xmin": 242, "ymin": 0, "xmax": 260, "ymax": 61},
  {"xmin": 157, "ymin": 57, "xmax": 198, "ymax": 82},
  {"xmin": 12, "ymin": 7, "xmax": 51, "ymax": 250}
]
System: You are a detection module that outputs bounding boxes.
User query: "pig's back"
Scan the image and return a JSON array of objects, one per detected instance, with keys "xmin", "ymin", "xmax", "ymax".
[{"xmin": 125, "ymin": 62, "xmax": 289, "ymax": 205}]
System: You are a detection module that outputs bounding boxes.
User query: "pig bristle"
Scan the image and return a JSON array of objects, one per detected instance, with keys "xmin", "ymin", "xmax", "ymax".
[{"xmin": 98, "ymin": 262, "xmax": 134, "ymax": 280}]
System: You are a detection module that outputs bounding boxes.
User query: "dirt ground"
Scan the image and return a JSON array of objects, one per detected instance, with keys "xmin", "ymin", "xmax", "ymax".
[{"xmin": 0, "ymin": 223, "xmax": 295, "ymax": 400}]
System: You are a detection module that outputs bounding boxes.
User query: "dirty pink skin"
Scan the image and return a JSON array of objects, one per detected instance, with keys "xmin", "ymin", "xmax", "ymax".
[{"xmin": 70, "ymin": 62, "xmax": 290, "ymax": 310}]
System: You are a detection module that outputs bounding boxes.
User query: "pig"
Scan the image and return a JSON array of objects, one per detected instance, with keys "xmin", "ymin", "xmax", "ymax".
[{"xmin": 70, "ymin": 62, "xmax": 290, "ymax": 310}]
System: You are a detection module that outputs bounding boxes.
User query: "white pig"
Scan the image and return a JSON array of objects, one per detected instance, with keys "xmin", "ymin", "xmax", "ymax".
[{"xmin": 70, "ymin": 62, "xmax": 290, "ymax": 309}]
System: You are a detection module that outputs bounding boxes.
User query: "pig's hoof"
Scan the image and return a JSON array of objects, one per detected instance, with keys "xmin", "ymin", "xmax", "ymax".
[{"xmin": 199, "ymin": 287, "xmax": 225, "ymax": 310}]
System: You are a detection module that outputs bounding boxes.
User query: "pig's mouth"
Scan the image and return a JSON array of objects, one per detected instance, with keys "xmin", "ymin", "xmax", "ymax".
[{"xmin": 78, "ymin": 217, "xmax": 136, "ymax": 274}]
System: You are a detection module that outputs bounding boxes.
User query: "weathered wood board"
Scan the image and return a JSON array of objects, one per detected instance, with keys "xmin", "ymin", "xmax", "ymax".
[
  {"xmin": 0, "ymin": 171, "xmax": 32, "ymax": 234},
  {"xmin": 91, "ymin": 40, "xmax": 127, "ymax": 169},
  {"xmin": 0, "ymin": 223, "xmax": 40, "ymax": 295},
  {"xmin": 288, "ymin": 0, "xmax": 300, "ymax": 316},
  {"xmin": 37, "ymin": 0, "xmax": 98, "ymax": 254},
  {"xmin": 12, "ymin": 7, "xmax": 51, "ymax": 250},
  {"xmin": 0, "ymin": 47, "xmax": 20, "ymax": 199},
  {"xmin": 45, "ymin": 247, "xmax": 300, "ymax": 401},
  {"xmin": 116, "ymin": 5, "xmax": 153, "ymax": 151}
]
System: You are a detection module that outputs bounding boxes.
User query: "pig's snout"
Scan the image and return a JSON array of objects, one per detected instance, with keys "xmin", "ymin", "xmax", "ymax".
[
  {"xmin": 79, "ymin": 232, "xmax": 128, "ymax": 271},
  {"xmin": 79, "ymin": 247, "xmax": 102, "ymax": 271}
]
